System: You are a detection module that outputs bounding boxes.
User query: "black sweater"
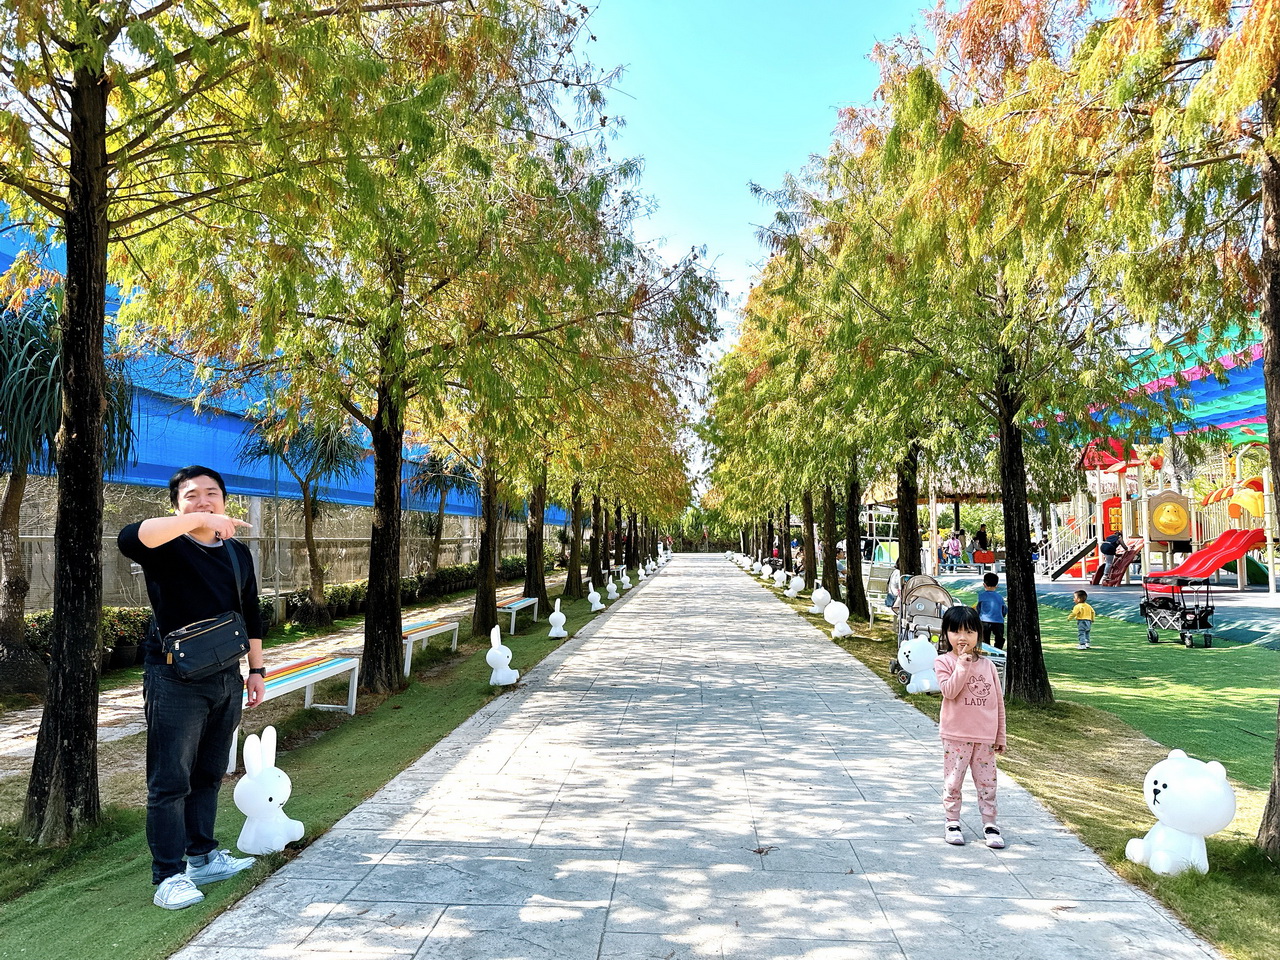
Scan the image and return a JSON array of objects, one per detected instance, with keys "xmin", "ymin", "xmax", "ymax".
[{"xmin": 118, "ymin": 523, "xmax": 264, "ymax": 665}]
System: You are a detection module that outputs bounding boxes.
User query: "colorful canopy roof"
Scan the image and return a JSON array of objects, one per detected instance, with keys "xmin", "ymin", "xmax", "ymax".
[{"xmin": 1134, "ymin": 338, "xmax": 1267, "ymax": 447}]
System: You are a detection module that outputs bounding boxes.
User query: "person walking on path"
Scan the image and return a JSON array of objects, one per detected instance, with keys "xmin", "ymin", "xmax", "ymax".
[
  {"xmin": 974, "ymin": 572, "xmax": 1007, "ymax": 650},
  {"xmin": 118, "ymin": 465, "xmax": 264, "ymax": 910},
  {"xmin": 935, "ymin": 606, "xmax": 1007, "ymax": 849},
  {"xmin": 1068, "ymin": 589, "xmax": 1096, "ymax": 649}
]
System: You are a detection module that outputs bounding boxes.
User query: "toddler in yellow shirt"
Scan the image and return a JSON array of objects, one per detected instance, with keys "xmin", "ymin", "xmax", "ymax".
[{"xmin": 1068, "ymin": 589, "xmax": 1096, "ymax": 649}]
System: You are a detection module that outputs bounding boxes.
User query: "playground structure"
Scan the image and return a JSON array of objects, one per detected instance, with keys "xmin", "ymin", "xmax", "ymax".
[{"xmin": 1040, "ymin": 439, "xmax": 1277, "ymax": 594}]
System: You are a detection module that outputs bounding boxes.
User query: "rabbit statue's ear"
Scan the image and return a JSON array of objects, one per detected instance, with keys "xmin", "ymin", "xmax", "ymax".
[
  {"xmin": 261, "ymin": 725, "xmax": 277, "ymax": 769},
  {"xmin": 242, "ymin": 733, "xmax": 263, "ymax": 777}
]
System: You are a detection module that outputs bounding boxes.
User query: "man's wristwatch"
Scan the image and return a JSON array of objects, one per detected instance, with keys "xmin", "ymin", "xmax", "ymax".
[{"xmin": 248, "ymin": 666, "xmax": 266, "ymax": 677}]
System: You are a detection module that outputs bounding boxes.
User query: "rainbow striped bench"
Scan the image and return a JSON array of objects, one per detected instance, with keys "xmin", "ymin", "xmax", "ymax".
[
  {"xmin": 497, "ymin": 595, "xmax": 539, "ymax": 635},
  {"xmin": 401, "ymin": 619, "xmax": 459, "ymax": 675},
  {"xmin": 229, "ymin": 655, "xmax": 359, "ymax": 771}
]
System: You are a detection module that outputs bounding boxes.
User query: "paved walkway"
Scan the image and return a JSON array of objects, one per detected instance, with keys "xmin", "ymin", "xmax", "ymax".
[{"xmin": 174, "ymin": 556, "xmax": 1221, "ymax": 960}]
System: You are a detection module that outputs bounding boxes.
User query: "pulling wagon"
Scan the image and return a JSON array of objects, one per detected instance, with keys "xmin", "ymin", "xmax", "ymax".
[{"xmin": 1139, "ymin": 575, "xmax": 1214, "ymax": 648}]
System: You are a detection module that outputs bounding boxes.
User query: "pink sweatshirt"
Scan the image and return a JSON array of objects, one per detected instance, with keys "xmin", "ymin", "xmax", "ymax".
[{"xmin": 934, "ymin": 652, "xmax": 1006, "ymax": 748}]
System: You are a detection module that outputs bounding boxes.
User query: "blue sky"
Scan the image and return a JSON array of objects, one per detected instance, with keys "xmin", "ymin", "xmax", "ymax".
[{"xmin": 585, "ymin": 0, "xmax": 928, "ymax": 345}]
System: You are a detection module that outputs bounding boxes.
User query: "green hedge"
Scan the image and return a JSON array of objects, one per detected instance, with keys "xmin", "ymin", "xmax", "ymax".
[{"xmin": 23, "ymin": 555, "xmax": 532, "ymax": 658}]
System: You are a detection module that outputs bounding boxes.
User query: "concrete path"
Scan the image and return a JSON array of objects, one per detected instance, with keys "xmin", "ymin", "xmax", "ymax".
[{"xmin": 174, "ymin": 556, "xmax": 1222, "ymax": 960}]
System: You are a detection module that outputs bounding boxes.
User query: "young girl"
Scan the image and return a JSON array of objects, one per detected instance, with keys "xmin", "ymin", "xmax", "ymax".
[{"xmin": 934, "ymin": 605, "xmax": 1007, "ymax": 848}]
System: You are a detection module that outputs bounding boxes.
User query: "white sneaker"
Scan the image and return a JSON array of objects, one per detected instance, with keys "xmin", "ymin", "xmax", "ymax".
[
  {"xmin": 185, "ymin": 849, "xmax": 256, "ymax": 885},
  {"xmin": 1077, "ymin": 642, "xmax": 1087, "ymax": 649},
  {"xmin": 984, "ymin": 824, "xmax": 1006, "ymax": 849},
  {"xmin": 944, "ymin": 821, "xmax": 965, "ymax": 845},
  {"xmin": 154, "ymin": 874, "xmax": 204, "ymax": 910}
]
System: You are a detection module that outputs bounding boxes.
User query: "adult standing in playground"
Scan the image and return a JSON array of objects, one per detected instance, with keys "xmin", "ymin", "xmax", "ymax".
[
  {"xmin": 118, "ymin": 465, "xmax": 266, "ymax": 910},
  {"xmin": 1100, "ymin": 531, "xmax": 1124, "ymax": 579}
]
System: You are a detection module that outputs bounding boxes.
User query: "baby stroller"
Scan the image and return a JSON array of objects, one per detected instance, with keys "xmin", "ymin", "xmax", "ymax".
[
  {"xmin": 889, "ymin": 575, "xmax": 956, "ymax": 684},
  {"xmin": 1140, "ymin": 575, "xmax": 1214, "ymax": 648}
]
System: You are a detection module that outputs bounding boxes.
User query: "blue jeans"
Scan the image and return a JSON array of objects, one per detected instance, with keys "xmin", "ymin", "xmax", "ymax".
[
  {"xmin": 143, "ymin": 663, "xmax": 242, "ymax": 883},
  {"xmin": 1077, "ymin": 621, "xmax": 1092, "ymax": 645}
]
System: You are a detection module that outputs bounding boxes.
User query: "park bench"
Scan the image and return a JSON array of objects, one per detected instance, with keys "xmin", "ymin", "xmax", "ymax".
[
  {"xmin": 229, "ymin": 654, "xmax": 360, "ymax": 770},
  {"xmin": 401, "ymin": 618, "xmax": 460, "ymax": 676},
  {"xmin": 864, "ymin": 562, "xmax": 896, "ymax": 625},
  {"xmin": 497, "ymin": 595, "xmax": 539, "ymax": 634}
]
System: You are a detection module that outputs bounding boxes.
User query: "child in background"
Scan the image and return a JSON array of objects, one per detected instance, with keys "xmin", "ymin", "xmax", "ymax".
[
  {"xmin": 934, "ymin": 605, "xmax": 1008, "ymax": 849},
  {"xmin": 1068, "ymin": 589, "xmax": 1096, "ymax": 649},
  {"xmin": 974, "ymin": 572, "xmax": 1007, "ymax": 650}
]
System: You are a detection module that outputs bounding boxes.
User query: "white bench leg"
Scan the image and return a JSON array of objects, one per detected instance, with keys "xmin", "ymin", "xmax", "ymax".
[
  {"xmin": 346, "ymin": 661, "xmax": 359, "ymax": 715},
  {"xmin": 532, "ymin": 600, "xmax": 539, "ymax": 623},
  {"xmin": 304, "ymin": 682, "xmax": 314, "ymax": 709},
  {"xmin": 450, "ymin": 624, "xmax": 458, "ymax": 652},
  {"xmin": 507, "ymin": 609, "xmax": 516, "ymax": 635},
  {"xmin": 403, "ymin": 637, "xmax": 414, "ymax": 677}
]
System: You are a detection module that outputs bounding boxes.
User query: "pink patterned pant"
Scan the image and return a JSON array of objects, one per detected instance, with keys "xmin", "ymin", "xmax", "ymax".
[{"xmin": 942, "ymin": 739, "xmax": 998, "ymax": 824}]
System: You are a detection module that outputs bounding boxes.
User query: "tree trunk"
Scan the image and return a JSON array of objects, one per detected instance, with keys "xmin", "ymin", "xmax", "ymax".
[
  {"xmin": 359, "ymin": 375, "xmax": 406, "ymax": 691},
  {"xmin": 821, "ymin": 485, "xmax": 841, "ymax": 602},
  {"xmin": 896, "ymin": 443, "xmax": 923, "ymax": 576},
  {"xmin": 995, "ymin": 348, "xmax": 1053, "ymax": 705},
  {"xmin": 623, "ymin": 511, "xmax": 635, "ymax": 570},
  {"xmin": 765, "ymin": 510, "xmax": 774, "ymax": 562},
  {"xmin": 846, "ymin": 463, "xmax": 870, "ymax": 621},
  {"xmin": 953, "ymin": 500, "xmax": 961, "ymax": 530},
  {"xmin": 1254, "ymin": 88, "xmax": 1280, "ymax": 853},
  {"xmin": 0, "ymin": 465, "xmax": 47, "ymax": 697},
  {"xmin": 23, "ymin": 66, "xmax": 110, "ymax": 842},
  {"xmin": 565, "ymin": 481, "xmax": 584, "ymax": 600},
  {"xmin": 523, "ymin": 463, "xmax": 549, "ymax": 610},
  {"xmin": 431, "ymin": 486, "xmax": 446, "ymax": 575},
  {"xmin": 300, "ymin": 484, "xmax": 333, "ymax": 628},
  {"xmin": 588, "ymin": 493, "xmax": 603, "ymax": 587},
  {"xmin": 801, "ymin": 490, "xmax": 817, "ymax": 590},
  {"xmin": 781, "ymin": 501, "xmax": 792, "ymax": 573},
  {"xmin": 614, "ymin": 501, "xmax": 624, "ymax": 569},
  {"xmin": 472, "ymin": 463, "xmax": 500, "ymax": 637}
]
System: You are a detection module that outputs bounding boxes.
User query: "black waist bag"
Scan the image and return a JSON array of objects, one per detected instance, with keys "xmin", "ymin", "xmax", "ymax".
[
  {"xmin": 161, "ymin": 539, "xmax": 250, "ymax": 681},
  {"xmin": 163, "ymin": 611, "xmax": 250, "ymax": 680}
]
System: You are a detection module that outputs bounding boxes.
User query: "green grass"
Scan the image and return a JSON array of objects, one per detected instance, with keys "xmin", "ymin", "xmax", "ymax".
[
  {"xmin": 755, "ymin": 576, "xmax": 1280, "ymax": 960},
  {"xmin": 0, "ymin": 581, "xmax": 618, "ymax": 960},
  {"xmin": 954, "ymin": 589, "xmax": 1278, "ymax": 789}
]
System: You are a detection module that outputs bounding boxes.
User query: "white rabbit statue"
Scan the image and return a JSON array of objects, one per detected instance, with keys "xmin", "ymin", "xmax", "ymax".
[
  {"xmin": 588, "ymin": 582, "xmax": 605, "ymax": 611},
  {"xmin": 487, "ymin": 625, "xmax": 520, "ymax": 685},
  {"xmin": 234, "ymin": 726, "xmax": 304, "ymax": 855},
  {"xmin": 548, "ymin": 598, "xmax": 568, "ymax": 638},
  {"xmin": 606, "ymin": 577, "xmax": 620, "ymax": 600}
]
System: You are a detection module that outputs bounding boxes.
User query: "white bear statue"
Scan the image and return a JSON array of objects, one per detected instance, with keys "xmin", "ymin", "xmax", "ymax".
[
  {"xmin": 898, "ymin": 636, "xmax": 940, "ymax": 694},
  {"xmin": 772, "ymin": 568, "xmax": 788, "ymax": 588},
  {"xmin": 486, "ymin": 625, "xmax": 520, "ymax": 686},
  {"xmin": 1125, "ymin": 749, "xmax": 1236, "ymax": 875},
  {"xmin": 547, "ymin": 598, "xmax": 568, "ymax": 638},
  {"xmin": 785, "ymin": 575, "xmax": 804, "ymax": 598},
  {"xmin": 808, "ymin": 585, "xmax": 831, "ymax": 615},
  {"xmin": 824, "ymin": 600, "xmax": 853, "ymax": 638},
  {"xmin": 234, "ymin": 726, "xmax": 304, "ymax": 854}
]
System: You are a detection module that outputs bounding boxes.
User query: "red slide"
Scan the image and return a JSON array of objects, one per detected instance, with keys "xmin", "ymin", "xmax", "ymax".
[{"xmin": 1146, "ymin": 528, "xmax": 1267, "ymax": 584}]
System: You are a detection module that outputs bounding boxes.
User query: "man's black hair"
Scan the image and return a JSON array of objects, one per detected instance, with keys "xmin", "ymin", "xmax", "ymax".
[
  {"xmin": 982, "ymin": 572, "xmax": 999, "ymax": 588},
  {"xmin": 169, "ymin": 465, "xmax": 227, "ymax": 507}
]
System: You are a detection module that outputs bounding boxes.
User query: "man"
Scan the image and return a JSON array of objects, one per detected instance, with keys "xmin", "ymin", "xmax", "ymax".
[
  {"xmin": 1100, "ymin": 531, "xmax": 1125, "ymax": 579},
  {"xmin": 973, "ymin": 524, "xmax": 990, "ymax": 552},
  {"xmin": 118, "ymin": 465, "xmax": 267, "ymax": 909}
]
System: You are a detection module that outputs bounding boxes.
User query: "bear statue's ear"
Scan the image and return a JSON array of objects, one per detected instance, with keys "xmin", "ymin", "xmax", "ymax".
[
  {"xmin": 1207, "ymin": 761, "xmax": 1227, "ymax": 779},
  {"xmin": 1169, "ymin": 749, "xmax": 1187, "ymax": 759}
]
